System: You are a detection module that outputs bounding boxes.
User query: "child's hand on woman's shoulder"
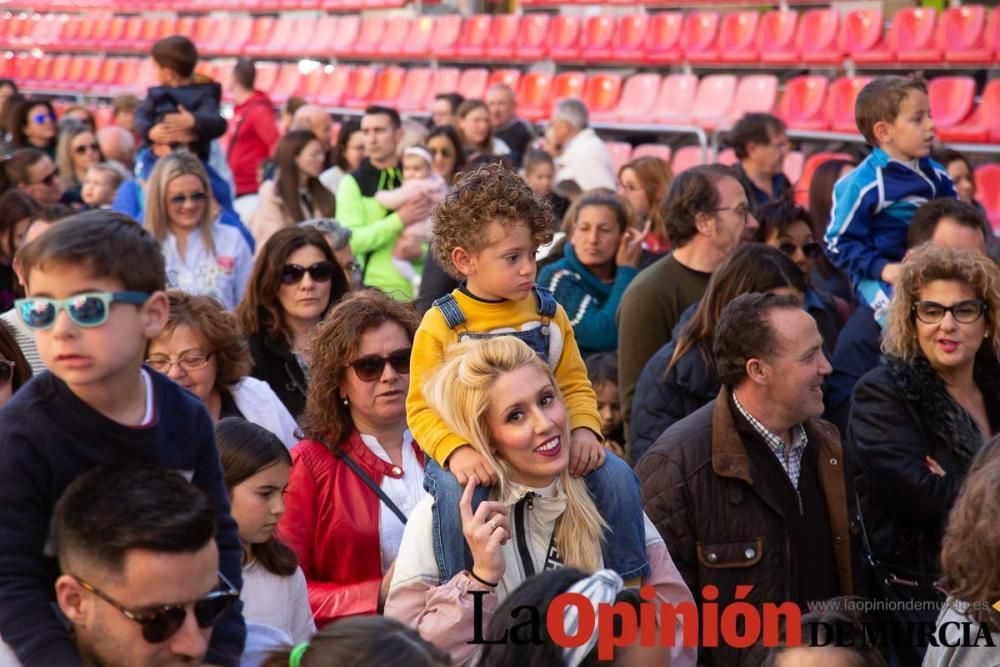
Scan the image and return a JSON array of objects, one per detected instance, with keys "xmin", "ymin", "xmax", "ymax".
[
  {"xmin": 447, "ymin": 445, "xmax": 498, "ymax": 486},
  {"xmin": 569, "ymin": 427, "xmax": 606, "ymax": 477}
]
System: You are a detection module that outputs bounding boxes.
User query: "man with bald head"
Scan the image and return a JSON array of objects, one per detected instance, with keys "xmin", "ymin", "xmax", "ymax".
[
  {"xmin": 290, "ymin": 104, "xmax": 333, "ymax": 160},
  {"xmin": 96, "ymin": 126, "xmax": 136, "ymax": 171},
  {"xmin": 486, "ymin": 84, "xmax": 533, "ymax": 168}
]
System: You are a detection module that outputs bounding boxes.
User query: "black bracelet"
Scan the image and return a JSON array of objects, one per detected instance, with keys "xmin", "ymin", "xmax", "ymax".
[{"xmin": 469, "ymin": 569, "xmax": 499, "ymax": 588}]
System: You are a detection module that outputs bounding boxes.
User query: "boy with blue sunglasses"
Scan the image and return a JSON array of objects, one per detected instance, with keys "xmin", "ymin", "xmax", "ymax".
[{"xmin": 0, "ymin": 211, "xmax": 245, "ymax": 666}]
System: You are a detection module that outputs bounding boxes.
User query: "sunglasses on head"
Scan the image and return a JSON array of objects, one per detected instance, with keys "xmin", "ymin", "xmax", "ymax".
[
  {"xmin": 0, "ymin": 360, "xmax": 14, "ymax": 386},
  {"xmin": 349, "ymin": 348, "xmax": 411, "ymax": 382},
  {"xmin": 15, "ymin": 291, "xmax": 150, "ymax": 330},
  {"xmin": 281, "ymin": 261, "xmax": 335, "ymax": 285},
  {"xmin": 73, "ymin": 142, "xmax": 100, "ymax": 155},
  {"xmin": 168, "ymin": 192, "xmax": 207, "ymax": 207},
  {"xmin": 73, "ymin": 572, "xmax": 238, "ymax": 644},
  {"xmin": 778, "ymin": 241, "xmax": 824, "ymax": 259},
  {"xmin": 32, "ymin": 112, "xmax": 55, "ymax": 124}
]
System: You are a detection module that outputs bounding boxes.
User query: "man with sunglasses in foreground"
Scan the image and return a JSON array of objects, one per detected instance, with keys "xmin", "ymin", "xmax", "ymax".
[{"xmin": 53, "ymin": 464, "xmax": 238, "ymax": 667}]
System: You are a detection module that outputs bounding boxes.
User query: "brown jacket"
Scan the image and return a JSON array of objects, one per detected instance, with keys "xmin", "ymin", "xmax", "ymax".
[{"xmin": 637, "ymin": 388, "xmax": 857, "ymax": 666}]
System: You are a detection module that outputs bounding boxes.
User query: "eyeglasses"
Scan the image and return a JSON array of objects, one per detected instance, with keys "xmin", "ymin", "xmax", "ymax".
[
  {"xmin": 349, "ymin": 348, "xmax": 411, "ymax": 382},
  {"xmin": 73, "ymin": 142, "xmax": 100, "ymax": 155},
  {"xmin": 778, "ymin": 241, "xmax": 824, "ymax": 259},
  {"xmin": 281, "ymin": 261, "xmax": 336, "ymax": 285},
  {"xmin": 912, "ymin": 299, "xmax": 988, "ymax": 325},
  {"xmin": 15, "ymin": 291, "xmax": 150, "ymax": 330},
  {"xmin": 72, "ymin": 573, "xmax": 238, "ymax": 644},
  {"xmin": 32, "ymin": 168, "xmax": 59, "ymax": 187},
  {"xmin": 713, "ymin": 204, "xmax": 752, "ymax": 224},
  {"xmin": 32, "ymin": 112, "xmax": 55, "ymax": 124},
  {"xmin": 146, "ymin": 351, "xmax": 213, "ymax": 374},
  {"xmin": 0, "ymin": 360, "xmax": 14, "ymax": 386},
  {"xmin": 168, "ymin": 192, "xmax": 207, "ymax": 207}
]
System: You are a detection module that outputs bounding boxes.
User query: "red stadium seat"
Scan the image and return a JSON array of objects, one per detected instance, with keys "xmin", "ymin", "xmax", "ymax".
[
  {"xmin": 399, "ymin": 16, "xmax": 433, "ymax": 59},
  {"xmin": 716, "ymin": 148, "xmax": 737, "ymax": 166},
  {"xmin": 457, "ymin": 67, "xmax": 488, "ymax": 100},
  {"xmin": 937, "ymin": 79, "xmax": 1000, "ymax": 143},
  {"xmin": 582, "ymin": 74, "xmax": 622, "ymax": 121},
  {"xmin": 393, "ymin": 67, "xmax": 434, "ymax": 112},
  {"xmin": 488, "ymin": 69, "xmax": 521, "ymax": 91},
  {"xmin": 29, "ymin": 14, "xmax": 65, "ymax": 48},
  {"xmin": 318, "ymin": 66, "xmax": 352, "ymax": 107},
  {"xmin": 517, "ymin": 71, "xmax": 554, "ymax": 122},
  {"xmin": 342, "ymin": 67, "xmax": 378, "ymax": 109},
  {"xmin": 455, "ymin": 14, "xmax": 492, "ymax": 59},
  {"xmin": 247, "ymin": 16, "xmax": 287, "ymax": 56},
  {"xmin": 826, "ymin": 76, "xmax": 872, "ymax": 134},
  {"xmin": 200, "ymin": 17, "xmax": 241, "ymax": 56},
  {"xmin": 43, "ymin": 54, "xmax": 71, "ymax": 86},
  {"xmin": 975, "ymin": 165, "xmax": 1000, "ymax": 230},
  {"xmin": 283, "ymin": 18, "xmax": 319, "ymax": 59},
  {"xmin": 239, "ymin": 16, "xmax": 275, "ymax": 57},
  {"xmin": 269, "ymin": 63, "xmax": 302, "ymax": 104},
  {"xmin": 90, "ymin": 58, "xmax": 123, "ymax": 94},
  {"xmin": 351, "ymin": 15, "xmax": 387, "ymax": 59},
  {"xmin": 650, "ymin": 74, "xmax": 699, "ymax": 125},
  {"xmin": 732, "ymin": 9, "xmax": 797, "ymax": 64},
  {"xmin": 596, "ymin": 73, "xmax": 659, "ymax": 123},
  {"xmin": 513, "ymin": 14, "xmax": 551, "ymax": 61},
  {"xmin": 839, "ymin": 8, "xmax": 884, "ymax": 60},
  {"xmin": 854, "ymin": 7, "xmax": 937, "ymax": 65},
  {"xmin": 606, "ymin": 141, "xmax": 633, "ymax": 174},
  {"xmin": 644, "ymin": 13, "xmax": 683, "ymax": 65},
  {"xmin": 900, "ymin": 5, "xmax": 986, "ymax": 64},
  {"xmin": 692, "ymin": 10, "xmax": 758, "ymax": 64},
  {"xmin": 304, "ymin": 16, "xmax": 339, "ymax": 59},
  {"xmin": 368, "ymin": 65, "xmax": 406, "ymax": 107},
  {"xmin": 631, "ymin": 144, "xmax": 671, "ymax": 163},
  {"xmin": 330, "ymin": 15, "xmax": 361, "ymax": 58},
  {"xmin": 548, "ymin": 15, "xmax": 582, "ymax": 61},
  {"xmin": 689, "ymin": 74, "xmax": 737, "ymax": 128},
  {"xmin": 928, "ymin": 76, "xmax": 977, "ymax": 132},
  {"xmin": 96, "ymin": 16, "xmax": 128, "ymax": 50},
  {"xmin": 796, "ymin": 152, "xmax": 853, "ymax": 205},
  {"xmin": 574, "ymin": 15, "xmax": 617, "ymax": 63},
  {"xmin": 775, "ymin": 75, "xmax": 829, "ymax": 130},
  {"xmin": 252, "ymin": 62, "xmax": 279, "ymax": 93},
  {"xmin": 763, "ymin": 8, "xmax": 838, "ymax": 64},
  {"xmin": 296, "ymin": 65, "xmax": 328, "ymax": 101},
  {"xmin": 672, "ymin": 146, "xmax": 706, "ymax": 174},
  {"xmin": 680, "ymin": 12, "xmax": 720, "ymax": 62},
  {"xmin": 601, "ymin": 14, "xmax": 648, "ymax": 64},
  {"xmin": 550, "ymin": 71, "xmax": 586, "ymax": 107},
  {"xmin": 486, "ymin": 14, "xmax": 520, "ymax": 60},
  {"xmin": 718, "ymin": 75, "xmax": 778, "ymax": 128},
  {"xmin": 429, "ymin": 67, "xmax": 461, "ymax": 99},
  {"xmin": 946, "ymin": 6, "xmax": 999, "ymax": 63},
  {"xmin": 784, "ymin": 151, "xmax": 805, "ymax": 184},
  {"xmin": 429, "ymin": 15, "xmax": 463, "ymax": 60}
]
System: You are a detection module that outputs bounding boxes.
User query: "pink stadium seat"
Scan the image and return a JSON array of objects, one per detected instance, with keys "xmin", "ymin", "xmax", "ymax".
[
  {"xmin": 595, "ymin": 73, "xmax": 659, "ymax": 123},
  {"xmin": 632, "ymin": 143, "xmax": 671, "ymax": 163},
  {"xmin": 672, "ymin": 146, "xmax": 706, "ymax": 174},
  {"xmin": 900, "ymin": 5, "xmax": 986, "ymax": 64},
  {"xmin": 606, "ymin": 142, "xmax": 633, "ymax": 174},
  {"xmin": 731, "ymin": 9, "xmax": 797, "ymax": 64},
  {"xmin": 270, "ymin": 63, "xmax": 302, "ymax": 104},
  {"xmin": 456, "ymin": 15, "xmax": 492, "ymax": 59},
  {"xmin": 318, "ymin": 66, "xmax": 352, "ymax": 107},
  {"xmin": 826, "ymin": 76, "xmax": 872, "ymax": 134},
  {"xmin": 238, "ymin": 16, "xmax": 275, "ymax": 57},
  {"xmin": 517, "ymin": 71, "xmax": 554, "ymax": 122},
  {"xmin": 795, "ymin": 152, "xmax": 853, "ymax": 205},
  {"xmin": 717, "ymin": 148, "xmax": 738, "ymax": 166},
  {"xmin": 680, "ymin": 12, "xmax": 720, "ymax": 62},
  {"xmin": 513, "ymin": 14, "xmax": 551, "ymax": 61},
  {"xmin": 643, "ymin": 13, "xmax": 683, "ymax": 65},
  {"xmin": 200, "ymin": 17, "xmax": 240, "ymax": 56},
  {"xmin": 854, "ymin": 7, "xmax": 937, "ymax": 65},
  {"xmin": 488, "ymin": 69, "xmax": 521, "ymax": 91},
  {"xmin": 716, "ymin": 75, "xmax": 778, "ymax": 129},
  {"xmin": 330, "ymin": 15, "xmax": 361, "ymax": 58},
  {"xmin": 548, "ymin": 15, "xmax": 583, "ymax": 61},
  {"xmin": 351, "ymin": 15, "xmax": 387, "ymax": 59},
  {"xmin": 254, "ymin": 16, "xmax": 294, "ymax": 57},
  {"xmin": 401, "ymin": 16, "xmax": 434, "ymax": 59},
  {"xmin": 429, "ymin": 68, "xmax": 461, "ymax": 99},
  {"xmin": 650, "ymin": 74, "xmax": 699, "ymax": 125},
  {"xmin": 90, "ymin": 58, "xmax": 123, "ymax": 94},
  {"xmin": 28, "ymin": 14, "xmax": 65, "ymax": 48},
  {"xmin": 368, "ymin": 66, "xmax": 406, "ymax": 108},
  {"xmin": 376, "ymin": 15, "xmax": 412, "ymax": 59},
  {"xmin": 574, "ymin": 15, "xmax": 617, "ymax": 62},
  {"xmin": 457, "ymin": 67, "xmax": 489, "ymax": 100},
  {"xmin": 928, "ymin": 76, "xmax": 977, "ymax": 132},
  {"xmin": 582, "ymin": 74, "xmax": 622, "ymax": 121},
  {"xmin": 392, "ymin": 67, "xmax": 434, "ymax": 111},
  {"xmin": 296, "ymin": 66, "xmax": 328, "ymax": 101},
  {"xmin": 763, "ymin": 8, "xmax": 837, "ymax": 64},
  {"xmin": 692, "ymin": 10, "xmax": 758, "ymax": 64},
  {"xmin": 304, "ymin": 16, "xmax": 339, "ymax": 59},
  {"xmin": 937, "ymin": 79, "xmax": 1000, "ymax": 143},
  {"xmin": 342, "ymin": 66, "xmax": 378, "ymax": 109},
  {"xmin": 96, "ymin": 16, "xmax": 127, "ymax": 50},
  {"xmin": 600, "ymin": 14, "xmax": 648, "ymax": 64},
  {"xmin": 252, "ymin": 62, "xmax": 279, "ymax": 94},
  {"xmin": 486, "ymin": 14, "xmax": 520, "ymax": 60},
  {"xmin": 839, "ymin": 8, "xmax": 884, "ymax": 60},
  {"xmin": 784, "ymin": 151, "xmax": 805, "ymax": 184},
  {"xmin": 689, "ymin": 74, "xmax": 737, "ymax": 129},
  {"xmin": 946, "ymin": 6, "xmax": 999, "ymax": 63},
  {"xmin": 775, "ymin": 75, "xmax": 829, "ymax": 130},
  {"xmin": 429, "ymin": 15, "xmax": 463, "ymax": 60},
  {"xmin": 975, "ymin": 165, "xmax": 1000, "ymax": 230}
]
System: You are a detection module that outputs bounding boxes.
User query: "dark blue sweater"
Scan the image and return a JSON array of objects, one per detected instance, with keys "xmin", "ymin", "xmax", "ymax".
[
  {"xmin": 0, "ymin": 370, "xmax": 244, "ymax": 666},
  {"xmin": 824, "ymin": 303, "xmax": 881, "ymax": 436}
]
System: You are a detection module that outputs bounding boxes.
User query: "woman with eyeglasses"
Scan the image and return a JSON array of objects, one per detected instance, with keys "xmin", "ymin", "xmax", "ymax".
[
  {"xmin": 618, "ymin": 156, "xmax": 673, "ymax": 263},
  {"xmin": 630, "ymin": 244, "xmax": 807, "ymax": 463},
  {"xmin": 755, "ymin": 198, "xmax": 849, "ymax": 352},
  {"xmin": 251, "ymin": 130, "xmax": 336, "ymax": 251},
  {"xmin": 425, "ymin": 125, "xmax": 466, "ymax": 186},
  {"xmin": 847, "ymin": 244, "xmax": 1000, "ymax": 665},
  {"xmin": 147, "ymin": 290, "xmax": 298, "ymax": 445},
  {"xmin": 236, "ymin": 226, "xmax": 350, "ymax": 419},
  {"xmin": 278, "ymin": 289, "xmax": 426, "ymax": 627},
  {"xmin": 8, "ymin": 99, "xmax": 57, "ymax": 158},
  {"xmin": 55, "ymin": 122, "xmax": 104, "ymax": 208},
  {"xmin": 0, "ymin": 323, "xmax": 31, "ymax": 409},
  {"xmin": 144, "ymin": 152, "xmax": 253, "ymax": 310}
]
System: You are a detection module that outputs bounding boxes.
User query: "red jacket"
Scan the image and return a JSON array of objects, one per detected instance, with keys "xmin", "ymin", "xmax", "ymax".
[
  {"xmin": 227, "ymin": 90, "xmax": 279, "ymax": 197},
  {"xmin": 278, "ymin": 431, "xmax": 425, "ymax": 627}
]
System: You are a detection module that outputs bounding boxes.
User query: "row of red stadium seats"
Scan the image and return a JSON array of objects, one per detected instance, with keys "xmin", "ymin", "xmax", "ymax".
[{"xmin": 2, "ymin": 6, "xmax": 998, "ymax": 66}]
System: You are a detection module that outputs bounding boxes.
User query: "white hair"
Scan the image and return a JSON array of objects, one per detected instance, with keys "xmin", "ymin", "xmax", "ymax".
[{"xmin": 552, "ymin": 97, "xmax": 588, "ymax": 129}]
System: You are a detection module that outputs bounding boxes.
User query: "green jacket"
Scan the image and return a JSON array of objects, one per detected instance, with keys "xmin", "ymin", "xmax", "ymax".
[{"xmin": 336, "ymin": 158, "xmax": 422, "ymax": 300}]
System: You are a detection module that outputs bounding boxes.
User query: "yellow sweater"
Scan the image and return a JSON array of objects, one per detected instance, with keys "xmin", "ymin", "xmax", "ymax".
[{"xmin": 407, "ymin": 288, "xmax": 603, "ymax": 465}]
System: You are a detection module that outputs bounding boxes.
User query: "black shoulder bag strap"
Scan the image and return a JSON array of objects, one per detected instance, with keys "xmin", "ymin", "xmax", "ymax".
[{"xmin": 336, "ymin": 450, "xmax": 408, "ymax": 525}]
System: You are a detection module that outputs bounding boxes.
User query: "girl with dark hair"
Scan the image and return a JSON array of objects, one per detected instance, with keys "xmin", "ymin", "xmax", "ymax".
[
  {"xmin": 0, "ymin": 189, "xmax": 40, "ymax": 312},
  {"xmin": 8, "ymin": 99, "xmax": 57, "ymax": 158},
  {"xmin": 0, "ymin": 323, "xmax": 31, "ymax": 409},
  {"xmin": 216, "ymin": 418, "xmax": 315, "ymax": 644},
  {"xmin": 251, "ymin": 130, "xmax": 336, "ymax": 249},
  {"xmin": 236, "ymin": 226, "xmax": 350, "ymax": 418},
  {"xmin": 630, "ymin": 243, "xmax": 809, "ymax": 462},
  {"xmin": 320, "ymin": 119, "xmax": 363, "ymax": 194},
  {"xmin": 808, "ymin": 158, "xmax": 856, "ymax": 303}
]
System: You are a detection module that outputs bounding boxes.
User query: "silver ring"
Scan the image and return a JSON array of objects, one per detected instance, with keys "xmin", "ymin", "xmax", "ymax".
[{"xmin": 488, "ymin": 518, "xmax": 499, "ymax": 532}]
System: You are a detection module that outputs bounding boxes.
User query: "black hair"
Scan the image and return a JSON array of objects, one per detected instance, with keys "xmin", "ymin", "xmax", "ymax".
[
  {"xmin": 754, "ymin": 197, "xmax": 817, "ymax": 244},
  {"xmin": 426, "ymin": 125, "xmax": 466, "ymax": 182},
  {"xmin": 8, "ymin": 99, "xmax": 56, "ymax": 151},
  {"xmin": 585, "ymin": 352, "xmax": 618, "ymax": 387},
  {"xmin": 364, "ymin": 105, "xmax": 401, "ymax": 130},
  {"xmin": 434, "ymin": 92, "xmax": 464, "ymax": 118},
  {"xmin": 661, "ymin": 164, "xmax": 739, "ymax": 248},
  {"xmin": 334, "ymin": 119, "xmax": 361, "ymax": 171},
  {"xmin": 151, "ymin": 35, "xmax": 199, "ymax": 78},
  {"xmin": 908, "ymin": 199, "xmax": 988, "ymax": 249},
  {"xmin": 762, "ymin": 602, "xmax": 887, "ymax": 666},
  {"xmin": 713, "ymin": 292, "xmax": 804, "ymax": 389},
  {"xmin": 0, "ymin": 148, "xmax": 48, "ymax": 194},
  {"xmin": 729, "ymin": 113, "xmax": 787, "ymax": 160},
  {"xmin": 0, "ymin": 322, "xmax": 31, "ymax": 392},
  {"xmin": 0, "ymin": 188, "xmax": 39, "ymax": 262},
  {"xmin": 233, "ymin": 59, "xmax": 256, "ymax": 91}
]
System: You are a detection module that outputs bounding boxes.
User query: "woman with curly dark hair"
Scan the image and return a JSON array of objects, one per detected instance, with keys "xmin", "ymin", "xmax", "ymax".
[
  {"xmin": 278, "ymin": 289, "xmax": 424, "ymax": 627},
  {"xmin": 236, "ymin": 226, "xmax": 349, "ymax": 419}
]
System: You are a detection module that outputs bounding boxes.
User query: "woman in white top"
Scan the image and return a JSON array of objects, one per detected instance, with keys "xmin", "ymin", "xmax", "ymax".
[
  {"xmin": 144, "ymin": 152, "xmax": 253, "ymax": 310},
  {"xmin": 215, "ymin": 417, "xmax": 315, "ymax": 644},
  {"xmin": 455, "ymin": 99, "xmax": 511, "ymax": 162},
  {"xmin": 146, "ymin": 290, "xmax": 298, "ymax": 447}
]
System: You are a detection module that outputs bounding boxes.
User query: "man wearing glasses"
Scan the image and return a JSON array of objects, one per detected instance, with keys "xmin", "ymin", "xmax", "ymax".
[{"xmin": 52, "ymin": 464, "xmax": 239, "ymax": 667}]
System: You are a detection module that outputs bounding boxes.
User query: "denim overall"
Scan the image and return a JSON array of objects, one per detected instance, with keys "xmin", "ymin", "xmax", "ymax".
[{"xmin": 424, "ymin": 286, "xmax": 651, "ymax": 582}]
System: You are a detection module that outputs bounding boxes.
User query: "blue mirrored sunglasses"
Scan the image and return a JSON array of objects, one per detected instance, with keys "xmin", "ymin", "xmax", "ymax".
[{"xmin": 15, "ymin": 291, "xmax": 150, "ymax": 330}]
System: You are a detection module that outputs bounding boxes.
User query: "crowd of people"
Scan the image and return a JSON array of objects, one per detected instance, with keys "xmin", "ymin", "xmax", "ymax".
[{"xmin": 0, "ymin": 32, "xmax": 997, "ymax": 667}]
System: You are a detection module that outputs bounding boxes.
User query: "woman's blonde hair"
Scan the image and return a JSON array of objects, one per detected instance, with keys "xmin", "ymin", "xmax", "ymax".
[
  {"xmin": 882, "ymin": 244, "xmax": 1000, "ymax": 362},
  {"xmin": 423, "ymin": 337, "xmax": 606, "ymax": 572},
  {"xmin": 55, "ymin": 123, "xmax": 100, "ymax": 190},
  {"xmin": 143, "ymin": 151, "xmax": 218, "ymax": 255}
]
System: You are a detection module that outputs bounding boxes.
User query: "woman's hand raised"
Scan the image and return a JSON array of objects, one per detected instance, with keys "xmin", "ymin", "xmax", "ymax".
[
  {"xmin": 616, "ymin": 220, "xmax": 650, "ymax": 269},
  {"xmin": 460, "ymin": 478, "xmax": 509, "ymax": 585}
]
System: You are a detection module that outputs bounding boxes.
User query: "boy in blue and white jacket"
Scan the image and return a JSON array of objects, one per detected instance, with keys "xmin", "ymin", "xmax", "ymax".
[{"xmin": 825, "ymin": 75, "xmax": 956, "ymax": 318}]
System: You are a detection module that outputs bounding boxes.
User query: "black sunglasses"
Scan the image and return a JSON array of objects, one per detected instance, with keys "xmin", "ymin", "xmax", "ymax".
[
  {"xmin": 281, "ymin": 261, "xmax": 335, "ymax": 285},
  {"xmin": 73, "ymin": 572, "xmax": 238, "ymax": 644},
  {"xmin": 778, "ymin": 241, "xmax": 824, "ymax": 259},
  {"xmin": 73, "ymin": 142, "xmax": 100, "ymax": 155},
  {"xmin": 349, "ymin": 348, "xmax": 411, "ymax": 382},
  {"xmin": 32, "ymin": 168, "xmax": 59, "ymax": 187},
  {"xmin": 0, "ymin": 360, "xmax": 14, "ymax": 386}
]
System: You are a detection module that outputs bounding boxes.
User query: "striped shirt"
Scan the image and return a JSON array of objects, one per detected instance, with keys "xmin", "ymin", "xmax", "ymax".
[
  {"xmin": 1, "ymin": 308, "xmax": 44, "ymax": 375},
  {"xmin": 732, "ymin": 392, "xmax": 808, "ymax": 489}
]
